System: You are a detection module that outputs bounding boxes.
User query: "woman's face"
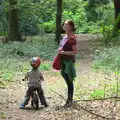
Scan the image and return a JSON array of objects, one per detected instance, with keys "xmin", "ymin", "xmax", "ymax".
[{"xmin": 63, "ymin": 21, "xmax": 71, "ymax": 32}]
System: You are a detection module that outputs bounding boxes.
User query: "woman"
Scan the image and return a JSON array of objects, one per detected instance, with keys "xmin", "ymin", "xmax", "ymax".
[{"xmin": 58, "ymin": 20, "xmax": 77, "ymax": 106}]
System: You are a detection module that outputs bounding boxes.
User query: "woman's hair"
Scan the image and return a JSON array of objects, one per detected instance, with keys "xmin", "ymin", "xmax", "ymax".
[{"xmin": 67, "ymin": 20, "xmax": 76, "ymax": 32}]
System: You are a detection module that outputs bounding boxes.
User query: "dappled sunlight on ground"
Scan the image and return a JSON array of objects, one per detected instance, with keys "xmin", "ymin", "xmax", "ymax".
[{"xmin": 0, "ymin": 56, "xmax": 120, "ymax": 120}]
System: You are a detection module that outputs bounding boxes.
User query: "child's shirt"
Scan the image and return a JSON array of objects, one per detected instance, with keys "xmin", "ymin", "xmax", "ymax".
[{"xmin": 25, "ymin": 69, "xmax": 44, "ymax": 87}]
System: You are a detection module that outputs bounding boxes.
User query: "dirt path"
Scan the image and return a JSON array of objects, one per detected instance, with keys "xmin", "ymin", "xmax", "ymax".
[
  {"xmin": 0, "ymin": 53, "xmax": 98, "ymax": 120},
  {"xmin": 1, "ymin": 35, "xmax": 114, "ymax": 120},
  {"xmin": 0, "ymin": 35, "xmax": 99, "ymax": 120},
  {"xmin": 1, "ymin": 53, "xmax": 120, "ymax": 120}
]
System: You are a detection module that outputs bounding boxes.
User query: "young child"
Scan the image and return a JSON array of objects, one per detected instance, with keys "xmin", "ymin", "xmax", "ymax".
[{"xmin": 19, "ymin": 57, "xmax": 48, "ymax": 109}]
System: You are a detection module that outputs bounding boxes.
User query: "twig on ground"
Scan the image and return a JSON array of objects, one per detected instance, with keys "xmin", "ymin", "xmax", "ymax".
[
  {"xmin": 75, "ymin": 103, "xmax": 112, "ymax": 120},
  {"xmin": 50, "ymin": 89, "xmax": 66, "ymax": 101},
  {"xmin": 51, "ymin": 89, "xmax": 112, "ymax": 120},
  {"xmin": 75, "ymin": 96, "xmax": 120, "ymax": 102}
]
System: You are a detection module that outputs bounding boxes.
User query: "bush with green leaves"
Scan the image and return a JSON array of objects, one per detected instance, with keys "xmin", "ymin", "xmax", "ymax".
[
  {"xmin": 92, "ymin": 46, "xmax": 120, "ymax": 72},
  {"xmin": 90, "ymin": 90, "xmax": 104, "ymax": 99},
  {"xmin": 0, "ymin": 35, "xmax": 57, "ymax": 60},
  {"xmin": 41, "ymin": 21, "xmax": 55, "ymax": 33},
  {"xmin": 0, "ymin": 0, "xmax": 115, "ymax": 36},
  {"xmin": 0, "ymin": 35, "xmax": 57, "ymax": 84},
  {"xmin": 0, "ymin": 1, "xmax": 8, "ymax": 36}
]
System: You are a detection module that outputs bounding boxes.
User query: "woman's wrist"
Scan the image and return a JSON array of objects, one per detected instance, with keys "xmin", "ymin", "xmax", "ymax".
[{"xmin": 59, "ymin": 50, "xmax": 76, "ymax": 55}]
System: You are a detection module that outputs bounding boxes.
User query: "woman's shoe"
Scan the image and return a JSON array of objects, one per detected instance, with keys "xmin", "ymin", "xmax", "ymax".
[{"xmin": 64, "ymin": 100, "xmax": 73, "ymax": 108}]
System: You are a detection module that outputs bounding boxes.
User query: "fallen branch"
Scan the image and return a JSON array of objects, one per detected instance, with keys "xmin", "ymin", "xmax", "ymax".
[
  {"xmin": 51, "ymin": 89, "xmax": 112, "ymax": 120},
  {"xmin": 75, "ymin": 103, "xmax": 112, "ymax": 120},
  {"xmin": 105, "ymin": 99, "xmax": 117, "ymax": 119},
  {"xmin": 75, "ymin": 96, "xmax": 120, "ymax": 102},
  {"xmin": 50, "ymin": 89, "xmax": 66, "ymax": 101}
]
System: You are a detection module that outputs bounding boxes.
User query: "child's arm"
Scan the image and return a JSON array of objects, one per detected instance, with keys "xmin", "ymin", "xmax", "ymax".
[
  {"xmin": 39, "ymin": 71, "xmax": 44, "ymax": 81},
  {"xmin": 22, "ymin": 73, "xmax": 29, "ymax": 81},
  {"xmin": 41, "ymin": 74, "xmax": 44, "ymax": 81}
]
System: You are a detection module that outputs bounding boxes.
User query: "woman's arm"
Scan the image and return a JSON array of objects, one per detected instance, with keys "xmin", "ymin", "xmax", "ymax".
[{"xmin": 58, "ymin": 45, "xmax": 77, "ymax": 56}]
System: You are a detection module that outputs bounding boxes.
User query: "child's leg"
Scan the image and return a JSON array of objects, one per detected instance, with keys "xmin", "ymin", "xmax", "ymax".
[
  {"xmin": 20, "ymin": 95, "xmax": 30, "ymax": 109},
  {"xmin": 22, "ymin": 96, "xmax": 30, "ymax": 105},
  {"xmin": 37, "ymin": 86, "xmax": 48, "ymax": 107},
  {"xmin": 20, "ymin": 87, "xmax": 34, "ymax": 108}
]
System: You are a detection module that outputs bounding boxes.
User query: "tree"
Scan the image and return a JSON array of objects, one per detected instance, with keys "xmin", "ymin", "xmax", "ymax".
[
  {"xmin": 113, "ymin": 0, "xmax": 120, "ymax": 29},
  {"xmin": 8, "ymin": 0, "xmax": 22, "ymax": 41},
  {"xmin": 84, "ymin": 0, "xmax": 110, "ymax": 22},
  {"xmin": 55, "ymin": 0, "xmax": 62, "ymax": 44}
]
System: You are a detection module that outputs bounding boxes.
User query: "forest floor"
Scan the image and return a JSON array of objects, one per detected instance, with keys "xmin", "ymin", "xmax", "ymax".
[
  {"xmin": 0, "ymin": 53, "xmax": 96, "ymax": 120},
  {"xmin": 0, "ymin": 35, "xmax": 120, "ymax": 120}
]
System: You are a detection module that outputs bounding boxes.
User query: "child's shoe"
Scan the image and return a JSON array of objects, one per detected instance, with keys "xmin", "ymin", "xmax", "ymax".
[{"xmin": 19, "ymin": 104, "xmax": 25, "ymax": 109}]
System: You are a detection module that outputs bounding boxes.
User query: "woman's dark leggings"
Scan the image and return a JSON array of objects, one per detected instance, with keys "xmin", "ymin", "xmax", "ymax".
[
  {"xmin": 63, "ymin": 73, "xmax": 74, "ymax": 99},
  {"xmin": 61, "ymin": 67, "xmax": 74, "ymax": 102}
]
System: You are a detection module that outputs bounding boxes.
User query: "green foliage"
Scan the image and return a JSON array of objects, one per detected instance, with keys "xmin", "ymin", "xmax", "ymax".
[
  {"xmin": 0, "ymin": 82, "xmax": 6, "ymax": 88},
  {"xmin": 0, "ymin": 0, "xmax": 115, "ymax": 35},
  {"xmin": 1, "ymin": 73, "xmax": 13, "ymax": 81},
  {"xmin": 90, "ymin": 90, "xmax": 104, "ymax": 99},
  {"xmin": 0, "ymin": 35, "xmax": 57, "ymax": 84},
  {"xmin": 0, "ymin": 1, "xmax": 8, "ymax": 36},
  {"xmin": 41, "ymin": 21, "xmax": 55, "ymax": 33},
  {"xmin": 40, "ymin": 63, "xmax": 51, "ymax": 71},
  {"xmin": 92, "ymin": 46, "xmax": 120, "ymax": 72},
  {"xmin": 0, "ymin": 36, "xmax": 57, "ymax": 60},
  {"xmin": 0, "ymin": 112, "xmax": 6, "ymax": 119},
  {"xmin": 62, "ymin": 0, "xmax": 114, "ymax": 34},
  {"xmin": 84, "ymin": 0, "xmax": 110, "ymax": 21},
  {"xmin": 19, "ymin": 4, "xmax": 40, "ymax": 35},
  {"xmin": 18, "ymin": 0, "xmax": 56, "ymax": 34},
  {"xmin": 95, "ymin": 3, "xmax": 116, "ymax": 45}
]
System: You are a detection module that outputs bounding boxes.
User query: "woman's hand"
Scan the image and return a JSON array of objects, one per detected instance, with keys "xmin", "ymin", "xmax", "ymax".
[
  {"xmin": 58, "ymin": 47, "xmax": 63, "ymax": 54},
  {"xmin": 58, "ymin": 50, "xmax": 75, "ymax": 55},
  {"xmin": 58, "ymin": 45, "xmax": 77, "ymax": 55},
  {"xmin": 58, "ymin": 47, "xmax": 62, "ymax": 51},
  {"xmin": 58, "ymin": 50, "xmax": 64, "ymax": 54}
]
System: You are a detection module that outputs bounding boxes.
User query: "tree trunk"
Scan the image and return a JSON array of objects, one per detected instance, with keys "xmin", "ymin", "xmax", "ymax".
[
  {"xmin": 8, "ymin": 0, "xmax": 22, "ymax": 41},
  {"xmin": 55, "ymin": 0, "xmax": 62, "ymax": 44},
  {"xmin": 113, "ymin": 0, "xmax": 120, "ymax": 29}
]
